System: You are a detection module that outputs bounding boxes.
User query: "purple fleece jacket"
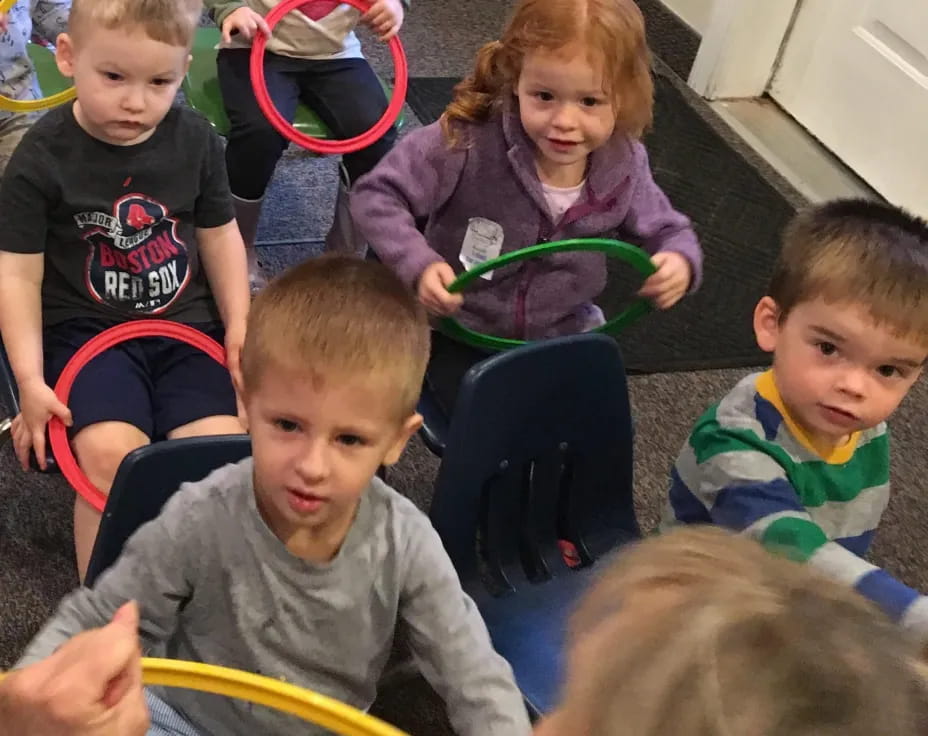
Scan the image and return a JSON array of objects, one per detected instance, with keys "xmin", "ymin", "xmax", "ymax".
[{"xmin": 351, "ymin": 104, "xmax": 702, "ymax": 340}]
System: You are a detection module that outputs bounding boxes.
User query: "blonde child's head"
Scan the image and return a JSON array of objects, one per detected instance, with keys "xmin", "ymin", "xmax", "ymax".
[
  {"xmin": 238, "ymin": 256, "xmax": 429, "ymax": 559},
  {"xmin": 56, "ymin": 0, "xmax": 201, "ymax": 146},
  {"xmin": 442, "ymin": 0, "xmax": 652, "ymax": 145},
  {"xmin": 752, "ymin": 200, "xmax": 928, "ymax": 448},
  {"xmin": 241, "ymin": 255, "xmax": 430, "ymax": 418},
  {"xmin": 67, "ymin": 0, "xmax": 201, "ymax": 48},
  {"xmin": 540, "ymin": 527, "xmax": 928, "ymax": 736}
]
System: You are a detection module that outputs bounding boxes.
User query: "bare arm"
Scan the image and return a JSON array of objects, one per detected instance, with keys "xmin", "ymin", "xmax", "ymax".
[
  {"xmin": 0, "ymin": 251, "xmax": 70, "ymax": 469},
  {"xmin": 196, "ymin": 221, "xmax": 250, "ymax": 392},
  {"xmin": 0, "ymin": 251, "xmax": 44, "ymax": 389}
]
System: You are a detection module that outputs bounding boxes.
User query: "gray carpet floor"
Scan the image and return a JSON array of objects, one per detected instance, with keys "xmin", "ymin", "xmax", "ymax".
[{"xmin": 2, "ymin": 1, "xmax": 926, "ymax": 734}]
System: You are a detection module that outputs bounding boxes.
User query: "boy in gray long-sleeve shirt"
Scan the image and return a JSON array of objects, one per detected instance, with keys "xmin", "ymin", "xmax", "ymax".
[{"xmin": 17, "ymin": 256, "xmax": 531, "ymax": 735}]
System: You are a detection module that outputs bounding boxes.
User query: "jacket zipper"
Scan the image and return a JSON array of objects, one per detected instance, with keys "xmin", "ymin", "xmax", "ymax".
[
  {"xmin": 515, "ymin": 225, "xmax": 551, "ymax": 337},
  {"xmin": 515, "ymin": 265, "xmax": 531, "ymax": 339}
]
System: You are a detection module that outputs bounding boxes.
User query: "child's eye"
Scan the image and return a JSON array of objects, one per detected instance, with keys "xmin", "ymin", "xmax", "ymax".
[
  {"xmin": 817, "ymin": 341, "xmax": 837, "ymax": 356},
  {"xmin": 274, "ymin": 418, "xmax": 299, "ymax": 433},
  {"xmin": 151, "ymin": 78, "xmax": 172, "ymax": 86},
  {"xmin": 337, "ymin": 434, "xmax": 366, "ymax": 447},
  {"xmin": 103, "ymin": 71, "xmax": 122, "ymax": 82},
  {"xmin": 877, "ymin": 365, "xmax": 900, "ymax": 378},
  {"xmin": 534, "ymin": 91, "xmax": 554, "ymax": 102},
  {"xmin": 581, "ymin": 96, "xmax": 602, "ymax": 107}
]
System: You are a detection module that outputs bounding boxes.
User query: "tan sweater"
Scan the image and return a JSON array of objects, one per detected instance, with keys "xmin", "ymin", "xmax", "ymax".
[{"xmin": 205, "ymin": 0, "xmax": 364, "ymax": 60}]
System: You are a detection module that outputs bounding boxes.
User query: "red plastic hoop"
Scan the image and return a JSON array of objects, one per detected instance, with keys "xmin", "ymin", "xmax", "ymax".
[
  {"xmin": 48, "ymin": 321, "xmax": 227, "ymax": 512},
  {"xmin": 249, "ymin": 0, "xmax": 408, "ymax": 154}
]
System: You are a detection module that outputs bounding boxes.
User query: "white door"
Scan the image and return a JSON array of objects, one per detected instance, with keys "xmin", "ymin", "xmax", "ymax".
[{"xmin": 770, "ymin": 0, "xmax": 928, "ymax": 217}]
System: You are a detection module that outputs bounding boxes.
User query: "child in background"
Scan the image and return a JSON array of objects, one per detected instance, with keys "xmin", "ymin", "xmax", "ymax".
[
  {"xmin": 665, "ymin": 200, "xmax": 928, "ymax": 640},
  {"xmin": 204, "ymin": 0, "xmax": 407, "ymax": 289},
  {"xmin": 0, "ymin": 0, "xmax": 71, "ymax": 172},
  {"xmin": 351, "ymin": 0, "xmax": 702, "ymax": 413},
  {"xmin": 0, "ymin": 0, "xmax": 250, "ymax": 580},
  {"xmin": 538, "ymin": 526, "xmax": 928, "ymax": 736},
  {"xmin": 15, "ymin": 256, "xmax": 531, "ymax": 736}
]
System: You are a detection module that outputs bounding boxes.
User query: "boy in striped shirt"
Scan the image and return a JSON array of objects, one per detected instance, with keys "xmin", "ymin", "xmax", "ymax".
[{"xmin": 664, "ymin": 199, "xmax": 928, "ymax": 638}]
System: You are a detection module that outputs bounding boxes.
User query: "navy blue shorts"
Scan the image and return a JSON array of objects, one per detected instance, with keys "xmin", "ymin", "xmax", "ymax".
[{"xmin": 43, "ymin": 318, "xmax": 237, "ymax": 440}]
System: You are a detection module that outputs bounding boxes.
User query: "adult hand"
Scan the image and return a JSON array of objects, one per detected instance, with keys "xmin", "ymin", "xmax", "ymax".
[
  {"xmin": 637, "ymin": 251, "xmax": 692, "ymax": 310},
  {"xmin": 418, "ymin": 262, "xmax": 464, "ymax": 317},
  {"xmin": 220, "ymin": 6, "xmax": 271, "ymax": 43},
  {"xmin": 362, "ymin": 0, "xmax": 404, "ymax": 41},
  {"xmin": 0, "ymin": 602, "xmax": 148, "ymax": 736},
  {"xmin": 13, "ymin": 377, "xmax": 72, "ymax": 471}
]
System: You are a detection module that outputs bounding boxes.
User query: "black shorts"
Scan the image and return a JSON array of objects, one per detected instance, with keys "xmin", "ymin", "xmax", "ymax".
[{"xmin": 43, "ymin": 318, "xmax": 237, "ymax": 440}]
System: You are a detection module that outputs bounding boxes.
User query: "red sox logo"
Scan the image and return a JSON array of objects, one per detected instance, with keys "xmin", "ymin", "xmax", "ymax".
[{"xmin": 75, "ymin": 194, "xmax": 190, "ymax": 313}]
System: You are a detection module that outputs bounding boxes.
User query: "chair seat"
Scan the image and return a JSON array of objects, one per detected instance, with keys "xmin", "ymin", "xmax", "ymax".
[
  {"xmin": 183, "ymin": 27, "xmax": 402, "ymax": 140},
  {"xmin": 473, "ymin": 566, "xmax": 600, "ymax": 717},
  {"xmin": 27, "ymin": 43, "xmax": 71, "ymax": 96}
]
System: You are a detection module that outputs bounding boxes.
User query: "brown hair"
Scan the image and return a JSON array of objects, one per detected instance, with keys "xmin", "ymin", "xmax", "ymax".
[
  {"xmin": 441, "ymin": 0, "xmax": 653, "ymax": 146},
  {"xmin": 69, "ymin": 0, "xmax": 201, "ymax": 47},
  {"xmin": 241, "ymin": 255, "xmax": 430, "ymax": 418},
  {"xmin": 555, "ymin": 527, "xmax": 928, "ymax": 736},
  {"xmin": 769, "ymin": 199, "xmax": 928, "ymax": 344}
]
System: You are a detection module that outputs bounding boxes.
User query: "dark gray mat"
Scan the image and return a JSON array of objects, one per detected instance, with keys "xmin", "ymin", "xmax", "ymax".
[
  {"xmin": 405, "ymin": 74, "xmax": 796, "ymax": 372},
  {"xmin": 634, "ymin": 0, "xmax": 701, "ymax": 79}
]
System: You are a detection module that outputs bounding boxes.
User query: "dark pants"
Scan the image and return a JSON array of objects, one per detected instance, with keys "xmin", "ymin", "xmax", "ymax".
[{"xmin": 217, "ymin": 49, "xmax": 397, "ymax": 199}]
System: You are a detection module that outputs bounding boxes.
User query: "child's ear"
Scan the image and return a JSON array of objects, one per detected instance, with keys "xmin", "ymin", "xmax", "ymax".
[
  {"xmin": 184, "ymin": 53, "xmax": 192, "ymax": 76},
  {"xmin": 382, "ymin": 413, "xmax": 423, "ymax": 466},
  {"xmin": 55, "ymin": 33, "xmax": 76, "ymax": 78},
  {"xmin": 753, "ymin": 296, "xmax": 781, "ymax": 353}
]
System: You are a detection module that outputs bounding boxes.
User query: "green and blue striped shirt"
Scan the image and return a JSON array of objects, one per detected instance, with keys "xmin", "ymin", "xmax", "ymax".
[{"xmin": 665, "ymin": 370, "xmax": 928, "ymax": 638}]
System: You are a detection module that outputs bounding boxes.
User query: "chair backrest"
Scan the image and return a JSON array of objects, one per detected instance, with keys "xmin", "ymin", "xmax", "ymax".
[
  {"xmin": 85, "ymin": 434, "xmax": 252, "ymax": 586},
  {"xmin": 429, "ymin": 333, "xmax": 638, "ymax": 595}
]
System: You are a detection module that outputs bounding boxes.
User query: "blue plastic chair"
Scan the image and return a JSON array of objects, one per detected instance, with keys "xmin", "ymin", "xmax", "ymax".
[
  {"xmin": 85, "ymin": 434, "xmax": 252, "ymax": 586},
  {"xmin": 427, "ymin": 333, "xmax": 640, "ymax": 718}
]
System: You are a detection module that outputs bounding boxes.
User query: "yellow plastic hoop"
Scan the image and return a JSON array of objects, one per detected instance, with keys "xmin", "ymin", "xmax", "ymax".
[
  {"xmin": 0, "ymin": 0, "xmax": 76, "ymax": 113},
  {"xmin": 1, "ymin": 658, "xmax": 410, "ymax": 736}
]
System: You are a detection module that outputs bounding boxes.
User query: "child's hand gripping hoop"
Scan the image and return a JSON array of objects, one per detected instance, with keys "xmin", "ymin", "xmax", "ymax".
[
  {"xmin": 47, "ymin": 321, "xmax": 226, "ymax": 512},
  {"xmin": 439, "ymin": 238, "xmax": 657, "ymax": 352},
  {"xmin": 0, "ymin": 0, "xmax": 76, "ymax": 113},
  {"xmin": 249, "ymin": 0, "xmax": 408, "ymax": 154},
  {"xmin": 0, "ymin": 658, "xmax": 410, "ymax": 735}
]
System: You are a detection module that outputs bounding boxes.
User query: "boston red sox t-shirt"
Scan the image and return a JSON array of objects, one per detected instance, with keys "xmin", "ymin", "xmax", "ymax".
[{"xmin": 0, "ymin": 103, "xmax": 234, "ymax": 326}]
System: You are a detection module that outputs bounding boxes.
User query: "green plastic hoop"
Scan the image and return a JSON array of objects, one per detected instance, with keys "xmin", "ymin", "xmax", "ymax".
[{"xmin": 439, "ymin": 238, "xmax": 656, "ymax": 352}]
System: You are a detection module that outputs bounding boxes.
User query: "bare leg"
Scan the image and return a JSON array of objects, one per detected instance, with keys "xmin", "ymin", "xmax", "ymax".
[{"xmin": 72, "ymin": 421, "xmax": 150, "ymax": 581}]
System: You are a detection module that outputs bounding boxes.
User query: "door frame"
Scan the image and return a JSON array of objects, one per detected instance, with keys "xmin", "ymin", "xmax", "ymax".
[{"xmin": 687, "ymin": 0, "xmax": 802, "ymax": 100}]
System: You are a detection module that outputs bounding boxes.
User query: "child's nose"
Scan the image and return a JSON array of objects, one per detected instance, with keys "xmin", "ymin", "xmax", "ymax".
[
  {"xmin": 122, "ymin": 86, "xmax": 145, "ymax": 113},
  {"xmin": 836, "ymin": 366, "xmax": 867, "ymax": 397},
  {"xmin": 295, "ymin": 439, "xmax": 330, "ymax": 482},
  {"xmin": 551, "ymin": 103, "xmax": 577, "ymax": 130}
]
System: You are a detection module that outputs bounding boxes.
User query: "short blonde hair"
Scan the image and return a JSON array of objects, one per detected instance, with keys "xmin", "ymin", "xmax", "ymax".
[
  {"xmin": 241, "ymin": 255, "xmax": 430, "ymax": 419},
  {"xmin": 559, "ymin": 527, "xmax": 928, "ymax": 736},
  {"xmin": 69, "ymin": 0, "xmax": 201, "ymax": 47},
  {"xmin": 442, "ymin": 0, "xmax": 653, "ymax": 145},
  {"xmin": 770, "ymin": 199, "xmax": 928, "ymax": 346}
]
